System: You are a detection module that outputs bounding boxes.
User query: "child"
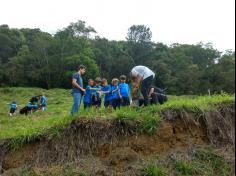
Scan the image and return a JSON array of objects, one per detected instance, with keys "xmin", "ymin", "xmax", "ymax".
[
  {"xmin": 84, "ymin": 79, "xmax": 95, "ymax": 109},
  {"xmin": 101, "ymin": 78, "xmax": 112, "ymax": 109},
  {"xmin": 111, "ymin": 78, "xmax": 122, "ymax": 110},
  {"xmin": 92, "ymin": 77, "xmax": 102, "ymax": 108},
  {"xmin": 40, "ymin": 95, "xmax": 47, "ymax": 111},
  {"xmin": 9, "ymin": 101, "xmax": 17, "ymax": 117},
  {"xmin": 119, "ymin": 75, "xmax": 130, "ymax": 106},
  {"xmin": 20, "ymin": 102, "xmax": 38, "ymax": 115}
]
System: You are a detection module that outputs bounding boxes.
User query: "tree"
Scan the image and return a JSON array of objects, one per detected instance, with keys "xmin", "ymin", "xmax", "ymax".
[{"xmin": 126, "ymin": 25, "xmax": 152, "ymax": 43}]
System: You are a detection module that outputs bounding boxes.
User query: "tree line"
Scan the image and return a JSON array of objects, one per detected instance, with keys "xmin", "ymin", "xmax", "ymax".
[{"xmin": 0, "ymin": 20, "xmax": 235, "ymax": 95}]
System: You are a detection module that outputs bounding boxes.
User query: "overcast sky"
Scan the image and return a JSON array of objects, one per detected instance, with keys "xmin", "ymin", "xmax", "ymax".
[{"xmin": 0, "ymin": 0, "xmax": 235, "ymax": 51}]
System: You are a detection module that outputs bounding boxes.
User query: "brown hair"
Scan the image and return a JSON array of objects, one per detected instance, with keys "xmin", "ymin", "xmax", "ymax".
[
  {"xmin": 120, "ymin": 75, "xmax": 126, "ymax": 80},
  {"xmin": 78, "ymin": 65, "xmax": 86, "ymax": 70}
]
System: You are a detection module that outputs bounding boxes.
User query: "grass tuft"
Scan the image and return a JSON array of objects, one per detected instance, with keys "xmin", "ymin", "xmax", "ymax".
[{"xmin": 141, "ymin": 164, "xmax": 167, "ymax": 176}]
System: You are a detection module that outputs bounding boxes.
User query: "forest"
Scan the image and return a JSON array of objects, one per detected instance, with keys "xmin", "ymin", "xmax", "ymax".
[{"xmin": 0, "ymin": 20, "xmax": 234, "ymax": 95}]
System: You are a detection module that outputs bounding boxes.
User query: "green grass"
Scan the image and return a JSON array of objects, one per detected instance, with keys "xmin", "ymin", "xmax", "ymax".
[
  {"xmin": 140, "ymin": 148, "xmax": 233, "ymax": 176},
  {"xmin": 171, "ymin": 149, "xmax": 233, "ymax": 176},
  {"xmin": 0, "ymin": 87, "xmax": 234, "ymax": 149},
  {"xmin": 173, "ymin": 160, "xmax": 201, "ymax": 176},
  {"xmin": 141, "ymin": 164, "xmax": 167, "ymax": 176},
  {"xmin": 194, "ymin": 149, "xmax": 233, "ymax": 176}
]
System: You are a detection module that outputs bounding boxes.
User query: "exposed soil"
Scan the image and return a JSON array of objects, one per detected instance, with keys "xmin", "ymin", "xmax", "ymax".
[{"xmin": 0, "ymin": 103, "xmax": 235, "ymax": 175}]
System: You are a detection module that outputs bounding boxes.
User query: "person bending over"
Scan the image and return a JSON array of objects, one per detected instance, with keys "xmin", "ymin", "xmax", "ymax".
[{"xmin": 130, "ymin": 65, "xmax": 155, "ymax": 106}]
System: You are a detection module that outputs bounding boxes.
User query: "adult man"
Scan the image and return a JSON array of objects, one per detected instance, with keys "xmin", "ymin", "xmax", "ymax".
[
  {"xmin": 130, "ymin": 65, "xmax": 155, "ymax": 106},
  {"xmin": 71, "ymin": 65, "xmax": 86, "ymax": 115}
]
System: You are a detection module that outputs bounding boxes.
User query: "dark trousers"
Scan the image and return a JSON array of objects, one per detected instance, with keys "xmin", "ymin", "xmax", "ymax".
[
  {"xmin": 104, "ymin": 100, "xmax": 112, "ymax": 108},
  {"xmin": 141, "ymin": 75, "xmax": 154, "ymax": 106},
  {"xmin": 121, "ymin": 97, "xmax": 130, "ymax": 106},
  {"xmin": 10, "ymin": 108, "xmax": 16, "ymax": 114},
  {"xmin": 112, "ymin": 99, "xmax": 121, "ymax": 110},
  {"xmin": 84, "ymin": 102, "xmax": 91, "ymax": 109}
]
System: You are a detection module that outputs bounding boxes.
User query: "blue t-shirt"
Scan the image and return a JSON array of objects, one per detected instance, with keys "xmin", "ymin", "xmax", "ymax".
[
  {"xmin": 10, "ymin": 103, "xmax": 17, "ymax": 110},
  {"xmin": 72, "ymin": 73, "xmax": 83, "ymax": 94},
  {"xmin": 27, "ymin": 102, "xmax": 38, "ymax": 110},
  {"xmin": 40, "ymin": 96, "xmax": 47, "ymax": 106},
  {"xmin": 84, "ymin": 86, "xmax": 92, "ymax": 103},
  {"xmin": 119, "ymin": 83, "xmax": 130, "ymax": 98},
  {"xmin": 102, "ymin": 85, "xmax": 112, "ymax": 102},
  {"xmin": 111, "ymin": 85, "xmax": 120, "ymax": 100}
]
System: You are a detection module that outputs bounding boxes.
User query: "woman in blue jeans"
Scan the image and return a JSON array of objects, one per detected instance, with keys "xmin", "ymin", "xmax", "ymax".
[{"xmin": 71, "ymin": 65, "xmax": 86, "ymax": 115}]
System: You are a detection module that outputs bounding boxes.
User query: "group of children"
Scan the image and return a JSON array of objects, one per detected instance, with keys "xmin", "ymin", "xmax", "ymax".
[
  {"xmin": 8, "ymin": 95, "xmax": 47, "ymax": 116},
  {"xmin": 83, "ymin": 75, "xmax": 130, "ymax": 110}
]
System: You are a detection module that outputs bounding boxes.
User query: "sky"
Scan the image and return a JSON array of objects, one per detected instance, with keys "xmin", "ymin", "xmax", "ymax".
[{"xmin": 0, "ymin": 0, "xmax": 235, "ymax": 51}]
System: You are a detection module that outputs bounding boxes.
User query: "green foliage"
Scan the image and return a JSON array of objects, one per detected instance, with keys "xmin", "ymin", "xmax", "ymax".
[
  {"xmin": 141, "ymin": 164, "xmax": 167, "ymax": 176},
  {"xmin": 0, "ymin": 22, "xmax": 234, "ymax": 94}
]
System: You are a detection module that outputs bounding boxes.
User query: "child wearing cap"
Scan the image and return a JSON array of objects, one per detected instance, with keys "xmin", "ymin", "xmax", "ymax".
[{"xmin": 111, "ymin": 78, "xmax": 122, "ymax": 110}]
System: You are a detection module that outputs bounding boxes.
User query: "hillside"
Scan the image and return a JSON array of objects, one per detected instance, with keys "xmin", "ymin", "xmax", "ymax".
[{"xmin": 0, "ymin": 87, "xmax": 235, "ymax": 176}]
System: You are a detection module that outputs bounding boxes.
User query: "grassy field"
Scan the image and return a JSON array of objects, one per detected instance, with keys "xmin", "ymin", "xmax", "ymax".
[{"xmin": 0, "ymin": 87, "xmax": 234, "ymax": 146}]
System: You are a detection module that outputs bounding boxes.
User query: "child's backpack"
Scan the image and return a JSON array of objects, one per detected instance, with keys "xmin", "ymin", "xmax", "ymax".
[
  {"xmin": 150, "ymin": 86, "xmax": 168, "ymax": 105},
  {"xmin": 20, "ymin": 106, "xmax": 28, "ymax": 115}
]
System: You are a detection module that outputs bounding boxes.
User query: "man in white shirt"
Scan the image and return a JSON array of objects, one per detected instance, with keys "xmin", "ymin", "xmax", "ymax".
[{"xmin": 130, "ymin": 65, "xmax": 155, "ymax": 106}]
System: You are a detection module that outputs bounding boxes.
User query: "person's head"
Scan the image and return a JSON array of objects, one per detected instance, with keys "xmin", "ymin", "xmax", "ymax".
[
  {"xmin": 112, "ymin": 78, "xmax": 119, "ymax": 86},
  {"xmin": 12, "ymin": 101, "xmax": 16, "ymax": 104},
  {"xmin": 88, "ymin": 79, "xmax": 94, "ymax": 86},
  {"xmin": 119, "ymin": 75, "xmax": 126, "ymax": 83},
  {"xmin": 95, "ymin": 77, "xmax": 102, "ymax": 85},
  {"xmin": 101, "ymin": 78, "xmax": 108, "ymax": 86},
  {"xmin": 78, "ymin": 65, "xmax": 86, "ymax": 75}
]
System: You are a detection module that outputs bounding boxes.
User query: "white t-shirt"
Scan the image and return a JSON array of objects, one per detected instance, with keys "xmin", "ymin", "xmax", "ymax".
[{"xmin": 131, "ymin": 66, "xmax": 155, "ymax": 80}]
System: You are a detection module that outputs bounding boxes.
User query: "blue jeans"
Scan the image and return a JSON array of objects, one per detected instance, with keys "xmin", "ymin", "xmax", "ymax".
[{"xmin": 71, "ymin": 92, "xmax": 82, "ymax": 115}]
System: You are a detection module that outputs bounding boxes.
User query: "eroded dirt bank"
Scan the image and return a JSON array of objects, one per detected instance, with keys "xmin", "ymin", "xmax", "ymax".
[{"xmin": 0, "ymin": 104, "xmax": 235, "ymax": 175}]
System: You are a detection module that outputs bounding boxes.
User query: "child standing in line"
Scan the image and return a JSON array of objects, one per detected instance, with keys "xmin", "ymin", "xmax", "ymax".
[
  {"xmin": 111, "ymin": 78, "xmax": 122, "ymax": 110},
  {"xmin": 84, "ymin": 79, "xmax": 95, "ymax": 109},
  {"xmin": 92, "ymin": 77, "xmax": 102, "ymax": 108},
  {"xmin": 119, "ymin": 75, "xmax": 131, "ymax": 106},
  {"xmin": 101, "ymin": 78, "xmax": 113, "ymax": 109},
  {"xmin": 9, "ymin": 101, "xmax": 17, "ymax": 117}
]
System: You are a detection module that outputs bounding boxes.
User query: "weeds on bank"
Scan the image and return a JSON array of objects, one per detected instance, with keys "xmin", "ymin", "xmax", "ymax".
[{"xmin": 141, "ymin": 149, "xmax": 233, "ymax": 176}]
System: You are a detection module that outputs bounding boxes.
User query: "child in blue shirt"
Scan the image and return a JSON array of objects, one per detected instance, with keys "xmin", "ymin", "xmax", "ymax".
[
  {"xmin": 9, "ymin": 101, "xmax": 17, "ymax": 117},
  {"xmin": 111, "ymin": 78, "xmax": 122, "ymax": 110},
  {"xmin": 40, "ymin": 95, "xmax": 47, "ymax": 111},
  {"xmin": 101, "ymin": 78, "xmax": 112, "ymax": 109},
  {"xmin": 119, "ymin": 75, "xmax": 131, "ymax": 106},
  {"xmin": 84, "ymin": 79, "xmax": 96, "ymax": 109},
  {"xmin": 92, "ymin": 77, "xmax": 102, "ymax": 108}
]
